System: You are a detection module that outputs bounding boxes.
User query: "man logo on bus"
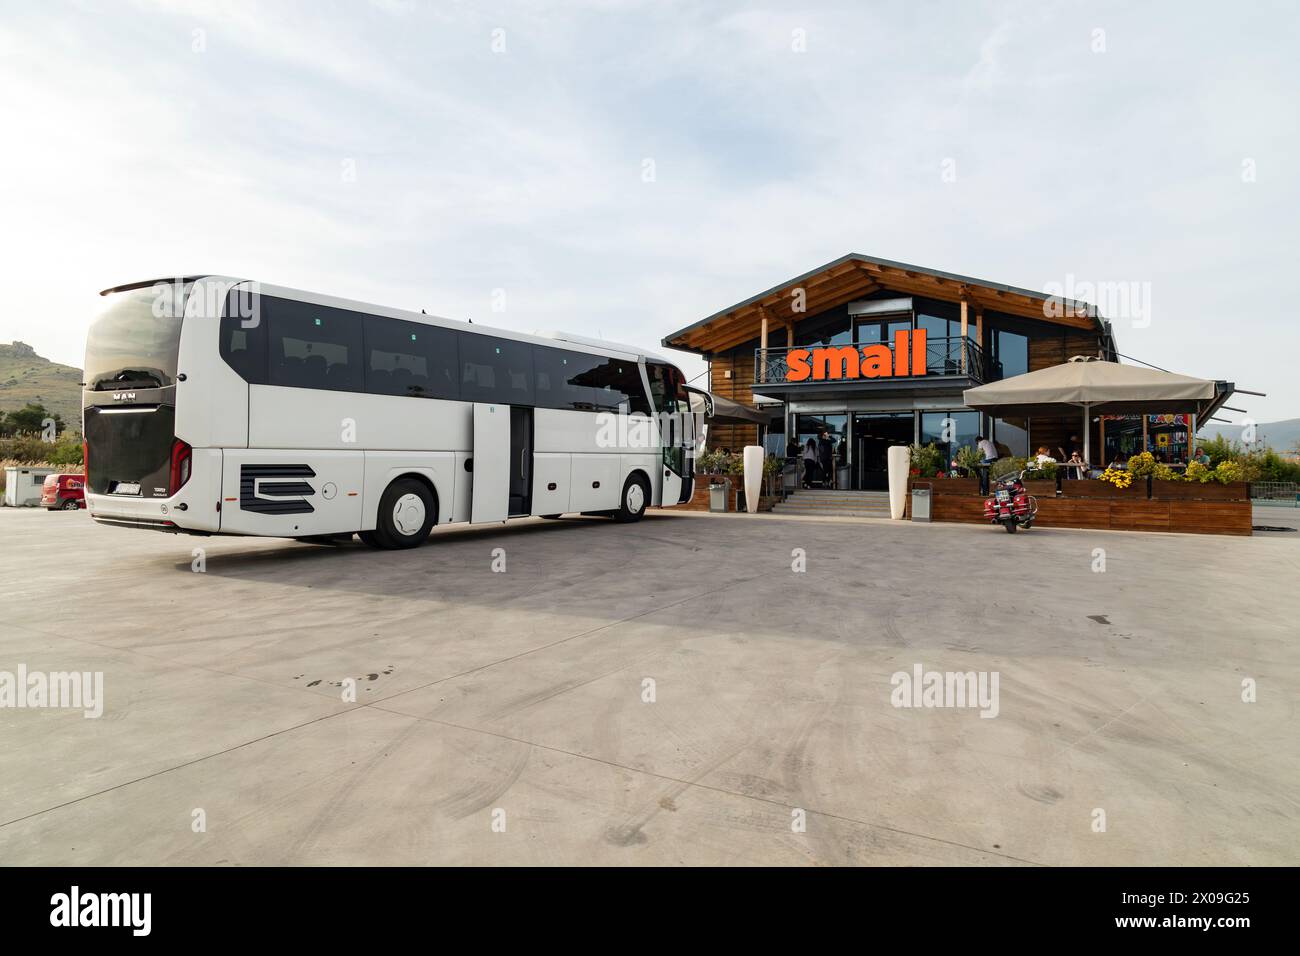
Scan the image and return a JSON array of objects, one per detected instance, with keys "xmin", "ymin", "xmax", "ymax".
[
  {"xmin": 239, "ymin": 464, "xmax": 317, "ymax": 515},
  {"xmin": 785, "ymin": 328, "xmax": 928, "ymax": 382}
]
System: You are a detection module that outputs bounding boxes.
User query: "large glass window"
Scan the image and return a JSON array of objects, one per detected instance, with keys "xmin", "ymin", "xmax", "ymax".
[
  {"xmin": 363, "ymin": 314, "xmax": 458, "ymax": 399},
  {"xmin": 855, "ymin": 316, "xmax": 911, "ymax": 345},
  {"xmin": 534, "ymin": 347, "xmax": 603, "ymax": 411},
  {"xmin": 990, "ymin": 329, "xmax": 1028, "ymax": 380},
  {"xmin": 459, "ymin": 334, "xmax": 534, "ymax": 405},
  {"xmin": 992, "ymin": 417, "xmax": 1028, "ymax": 458},
  {"xmin": 920, "ymin": 410, "xmax": 981, "ymax": 467},
  {"xmin": 1102, "ymin": 415, "xmax": 1143, "ymax": 466},
  {"xmin": 267, "ymin": 297, "xmax": 364, "ymax": 392}
]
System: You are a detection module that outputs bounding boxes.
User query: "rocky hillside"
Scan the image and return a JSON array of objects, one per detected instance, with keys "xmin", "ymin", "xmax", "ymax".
[{"xmin": 0, "ymin": 342, "xmax": 83, "ymax": 428}]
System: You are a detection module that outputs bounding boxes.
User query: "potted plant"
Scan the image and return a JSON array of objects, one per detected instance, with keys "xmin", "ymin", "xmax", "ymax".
[{"xmin": 1021, "ymin": 459, "xmax": 1059, "ymax": 497}]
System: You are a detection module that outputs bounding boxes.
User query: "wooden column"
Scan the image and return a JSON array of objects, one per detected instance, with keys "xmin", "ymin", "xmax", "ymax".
[
  {"xmin": 959, "ymin": 298, "xmax": 969, "ymax": 372},
  {"xmin": 759, "ymin": 311, "xmax": 768, "ymax": 383}
]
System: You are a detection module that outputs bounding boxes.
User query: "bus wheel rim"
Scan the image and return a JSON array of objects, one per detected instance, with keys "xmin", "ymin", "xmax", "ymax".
[
  {"xmin": 627, "ymin": 483, "xmax": 644, "ymax": 514},
  {"xmin": 392, "ymin": 494, "xmax": 426, "ymax": 535}
]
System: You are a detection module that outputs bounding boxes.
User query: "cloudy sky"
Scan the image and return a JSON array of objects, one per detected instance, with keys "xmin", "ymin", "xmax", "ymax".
[{"xmin": 2, "ymin": 0, "xmax": 1297, "ymax": 421}]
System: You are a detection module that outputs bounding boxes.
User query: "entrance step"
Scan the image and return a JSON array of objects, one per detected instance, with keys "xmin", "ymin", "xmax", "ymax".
[{"xmin": 771, "ymin": 489, "xmax": 893, "ymax": 518}]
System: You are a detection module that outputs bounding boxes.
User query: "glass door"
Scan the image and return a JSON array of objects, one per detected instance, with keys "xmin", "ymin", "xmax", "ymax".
[{"xmin": 852, "ymin": 413, "xmax": 914, "ymax": 490}]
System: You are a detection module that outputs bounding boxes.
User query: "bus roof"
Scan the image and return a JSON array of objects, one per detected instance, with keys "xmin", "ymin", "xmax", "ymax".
[{"xmin": 105, "ymin": 275, "xmax": 672, "ymax": 367}]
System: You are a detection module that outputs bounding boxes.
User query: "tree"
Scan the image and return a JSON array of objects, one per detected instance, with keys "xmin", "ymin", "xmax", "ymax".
[{"xmin": 0, "ymin": 402, "xmax": 64, "ymax": 437}]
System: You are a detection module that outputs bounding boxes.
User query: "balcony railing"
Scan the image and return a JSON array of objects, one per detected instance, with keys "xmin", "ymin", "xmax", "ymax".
[{"xmin": 754, "ymin": 335, "xmax": 988, "ymax": 385}]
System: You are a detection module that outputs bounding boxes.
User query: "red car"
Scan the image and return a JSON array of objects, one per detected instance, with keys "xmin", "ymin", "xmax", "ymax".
[{"xmin": 42, "ymin": 473, "xmax": 86, "ymax": 510}]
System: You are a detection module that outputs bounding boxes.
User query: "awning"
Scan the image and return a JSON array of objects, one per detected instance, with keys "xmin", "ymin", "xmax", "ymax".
[
  {"xmin": 962, "ymin": 357, "xmax": 1234, "ymax": 463},
  {"xmin": 685, "ymin": 387, "xmax": 781, "ymax": 426},
  {"xmin": 963, "ymin": 358, "xmax": 1232, "ymax": 418}
]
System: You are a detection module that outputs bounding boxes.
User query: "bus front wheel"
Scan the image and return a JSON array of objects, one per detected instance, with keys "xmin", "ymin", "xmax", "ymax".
[
  {"xmin": 373, "ymin": 478, "xmax": 437, "ymax": 549},
  {"xmin": 613, "ymin": 475, "xmax": 649, "ymax": 523}
]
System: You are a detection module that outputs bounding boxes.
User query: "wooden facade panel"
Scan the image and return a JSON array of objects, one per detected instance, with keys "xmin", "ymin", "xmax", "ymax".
[
  {"xmin": 1028, "ymin": 331, "xmax": 1103, "ymax": 372},
  {"xmin": 708, "ymin": 350, "xmax": 760, "ymax": 450}
]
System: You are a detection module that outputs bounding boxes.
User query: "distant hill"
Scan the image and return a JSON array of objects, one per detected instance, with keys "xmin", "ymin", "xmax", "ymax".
[
  {"xmin": 0, "ymin": 342, "xmax": 83, "ymax": 429},
  {"xmin": 1201, "ymin": 418, "xmax": 1300, "ymax": 454}
]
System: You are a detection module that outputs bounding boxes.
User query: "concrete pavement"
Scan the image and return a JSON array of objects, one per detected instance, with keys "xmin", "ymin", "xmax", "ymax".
[{"xmin": 0, "ymin": 506, "xmax": 1296, "ymax": 865}]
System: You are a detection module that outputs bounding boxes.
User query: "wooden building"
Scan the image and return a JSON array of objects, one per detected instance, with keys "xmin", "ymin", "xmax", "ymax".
[{"xmin": 662, "ymin": 253, "xmax": 1121, "ymax": 490}]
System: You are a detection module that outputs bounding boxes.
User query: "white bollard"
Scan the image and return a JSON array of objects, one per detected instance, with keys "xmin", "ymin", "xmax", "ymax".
[
  {"xmin": 743, "ymin": 446, "xmax": 764, "ymax": 514},
  {"xmin": 886, "ymin": 445, "xmax": 910, "ymax": 519}
]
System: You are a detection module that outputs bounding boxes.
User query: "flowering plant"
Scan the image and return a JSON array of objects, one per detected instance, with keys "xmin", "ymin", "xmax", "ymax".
[{"xmin": 1100, "ymin": 467, "xmax": 1134, "ymax": 488}]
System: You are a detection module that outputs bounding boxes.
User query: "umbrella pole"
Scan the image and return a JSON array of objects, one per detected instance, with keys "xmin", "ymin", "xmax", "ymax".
[{"xmin": 1082, "ymin": 404, "xmax": 1091, "ymax": 466}]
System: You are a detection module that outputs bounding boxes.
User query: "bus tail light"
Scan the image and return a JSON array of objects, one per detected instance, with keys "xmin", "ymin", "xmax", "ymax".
[
  {"xmin": 82, "ymin": 440, "xmax": 89, "ymax": 480},
  {"xmin": 170, "ymin": 438, "xmax": 192, "ymax": 493}
]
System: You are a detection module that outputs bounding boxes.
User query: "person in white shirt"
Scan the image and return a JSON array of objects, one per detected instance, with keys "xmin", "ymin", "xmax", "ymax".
[{"xmin": 976, "ymin": 435, "xmax": 999, "ymax": 464}]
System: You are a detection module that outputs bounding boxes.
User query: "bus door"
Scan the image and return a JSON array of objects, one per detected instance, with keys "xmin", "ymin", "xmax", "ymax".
[
  {"xmin": 471, "ymin": 403, "xmax": 511, "ymax": 523},
  {"xmin": 661, "ymin": 411, "xmax": 685, "ymax": 506}
]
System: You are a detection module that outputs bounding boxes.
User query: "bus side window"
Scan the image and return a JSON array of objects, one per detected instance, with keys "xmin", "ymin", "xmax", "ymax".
[
  {"xmin": 587, "ymin": 358, "xmax": 651, "ymax": 414},
  {"xmin": 220, "ymin": 290, "xmax": 268, "ymax": 384},
  {"xmin": 534, "ymin": 347, "xmax": 603, "ymax": 411},
  {"xmin": 267, "ymin": 298, "xmax": 365, "ymax": 393},
  {"xmin": 459, "ymin": 334, "xmax": 534, "ymax": 405},
  {"xmin": 362, "ymin": 314, "xmax": 459, "ymax": 400}
]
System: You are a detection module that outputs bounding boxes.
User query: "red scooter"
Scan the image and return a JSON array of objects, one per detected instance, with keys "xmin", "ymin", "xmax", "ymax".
[{"xmin": 983, "ymin": 470, "xmax": 1038, "ymax": 533}]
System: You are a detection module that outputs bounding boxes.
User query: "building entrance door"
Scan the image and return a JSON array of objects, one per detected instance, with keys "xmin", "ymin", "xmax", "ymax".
[{"xmin": 852, "ymin": 413, "xmax": 913, "ymax": 490}]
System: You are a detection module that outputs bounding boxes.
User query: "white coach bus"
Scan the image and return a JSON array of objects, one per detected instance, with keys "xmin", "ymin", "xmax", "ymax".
[{"xmin": 82, "ymin": 277, "xmax": 697, "ymax": 549}]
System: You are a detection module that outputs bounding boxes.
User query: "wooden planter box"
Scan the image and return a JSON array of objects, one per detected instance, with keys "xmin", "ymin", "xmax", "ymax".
[
  {"xmin": 1022, "ymin": 479, "xmax": 1058, "ymax": 497},
  {"xmin": 925, "ymin": 477, "xmax": 981, "ymax": 495},
  {"xmin": 1152, "ymin": 481, "xmax": 1250, "ymax": 501},
  {"xmin": 1060, "ymin": 478, "xmax": 1145, "ymax": 498},
  {"xmin": 918, "ymin": 479, "xmax": 1252, "ymax": 535}
]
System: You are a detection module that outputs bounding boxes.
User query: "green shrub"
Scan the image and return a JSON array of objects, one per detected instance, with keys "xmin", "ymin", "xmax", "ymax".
[
  {"xmin": 952, "ymin": 445, "xmax": 983, "ymax": 476},
  {"xmin": 908, "ymin": 442, "xmax": 944, "ymax": 478},
  {"xmin": 0, "ymin": 433, "xmax": 82, "ymax": 465},
  {"xmin": 989, "ymin": 456, "xmax": 1027, "ymax": 480}
]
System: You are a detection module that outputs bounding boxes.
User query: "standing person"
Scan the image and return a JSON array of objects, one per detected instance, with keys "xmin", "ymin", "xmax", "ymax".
[
  {"xmin": 818, "ymin": 430, "xmax": 835, "ymax": 489},
  {"xmin": 975, "ymin": 434, "xmax": 998, "ymax": 494},
  {"xmin": 802, "ymin": 437, "xmax": 819, "ymax": 487}
]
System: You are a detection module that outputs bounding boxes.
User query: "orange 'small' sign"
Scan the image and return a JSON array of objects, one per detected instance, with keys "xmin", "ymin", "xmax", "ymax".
[{"xmin": 785, "ymin": 329, "xmax": 927, "ymax": 382}]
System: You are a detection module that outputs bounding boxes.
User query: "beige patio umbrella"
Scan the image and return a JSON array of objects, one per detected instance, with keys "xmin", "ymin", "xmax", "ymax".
[{"xmin": 962, "ymin": 357, "xmax": 1233, "ymax": 465}]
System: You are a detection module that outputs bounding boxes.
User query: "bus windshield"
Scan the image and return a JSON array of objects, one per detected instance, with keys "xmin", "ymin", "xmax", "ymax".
[{"xmin": 85, "ymin": 284, "xmax": 188, "ymax": 390}]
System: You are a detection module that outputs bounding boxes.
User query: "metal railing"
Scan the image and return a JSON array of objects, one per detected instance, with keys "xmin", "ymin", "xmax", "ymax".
[
  {"xmin": 755, "ymin": 335, "xmax": 988, "ymax": 385},
  {"xmin": 1250, "ymin": 481, "xmax": 1297, "ymax": 500}
]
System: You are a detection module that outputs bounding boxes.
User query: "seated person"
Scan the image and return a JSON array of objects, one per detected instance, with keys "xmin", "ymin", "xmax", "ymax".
[
  {"xmin": 1033, "ymin": 446, "xmax": 1057, "ymax": 467},
  {"xmin": 1065, "ymin": 450, "xmax": 1087, "ymax": 477}
]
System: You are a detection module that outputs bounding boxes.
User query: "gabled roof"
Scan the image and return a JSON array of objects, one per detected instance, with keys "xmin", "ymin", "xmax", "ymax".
[{"xmin": 663, "ymin": 253, "xmax": 1113, "ymax": 356}]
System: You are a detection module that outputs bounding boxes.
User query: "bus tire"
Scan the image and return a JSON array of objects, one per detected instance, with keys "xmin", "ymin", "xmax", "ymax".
[
  {"xmin": 613, "ymin": 474, "xmax": 649, "ymax": 523},
  {"xmin": 375, "ymin": 478, "xmax": 436, "ymax": 549}
]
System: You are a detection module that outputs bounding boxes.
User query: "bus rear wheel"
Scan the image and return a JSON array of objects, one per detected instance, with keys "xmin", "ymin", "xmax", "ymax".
[
  {"xmin": 372, "ymin": 479, "xmax": 436, "ymax": 549},
  {"xmin": 613, "ymin": 475, "xmax": 649, "ymax": 523}
]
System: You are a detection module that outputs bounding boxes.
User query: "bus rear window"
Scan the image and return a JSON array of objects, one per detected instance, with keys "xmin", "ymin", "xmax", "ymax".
[{"xmin": 85, "ymin": 284, "xmax": 187, "ymax": 390}]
